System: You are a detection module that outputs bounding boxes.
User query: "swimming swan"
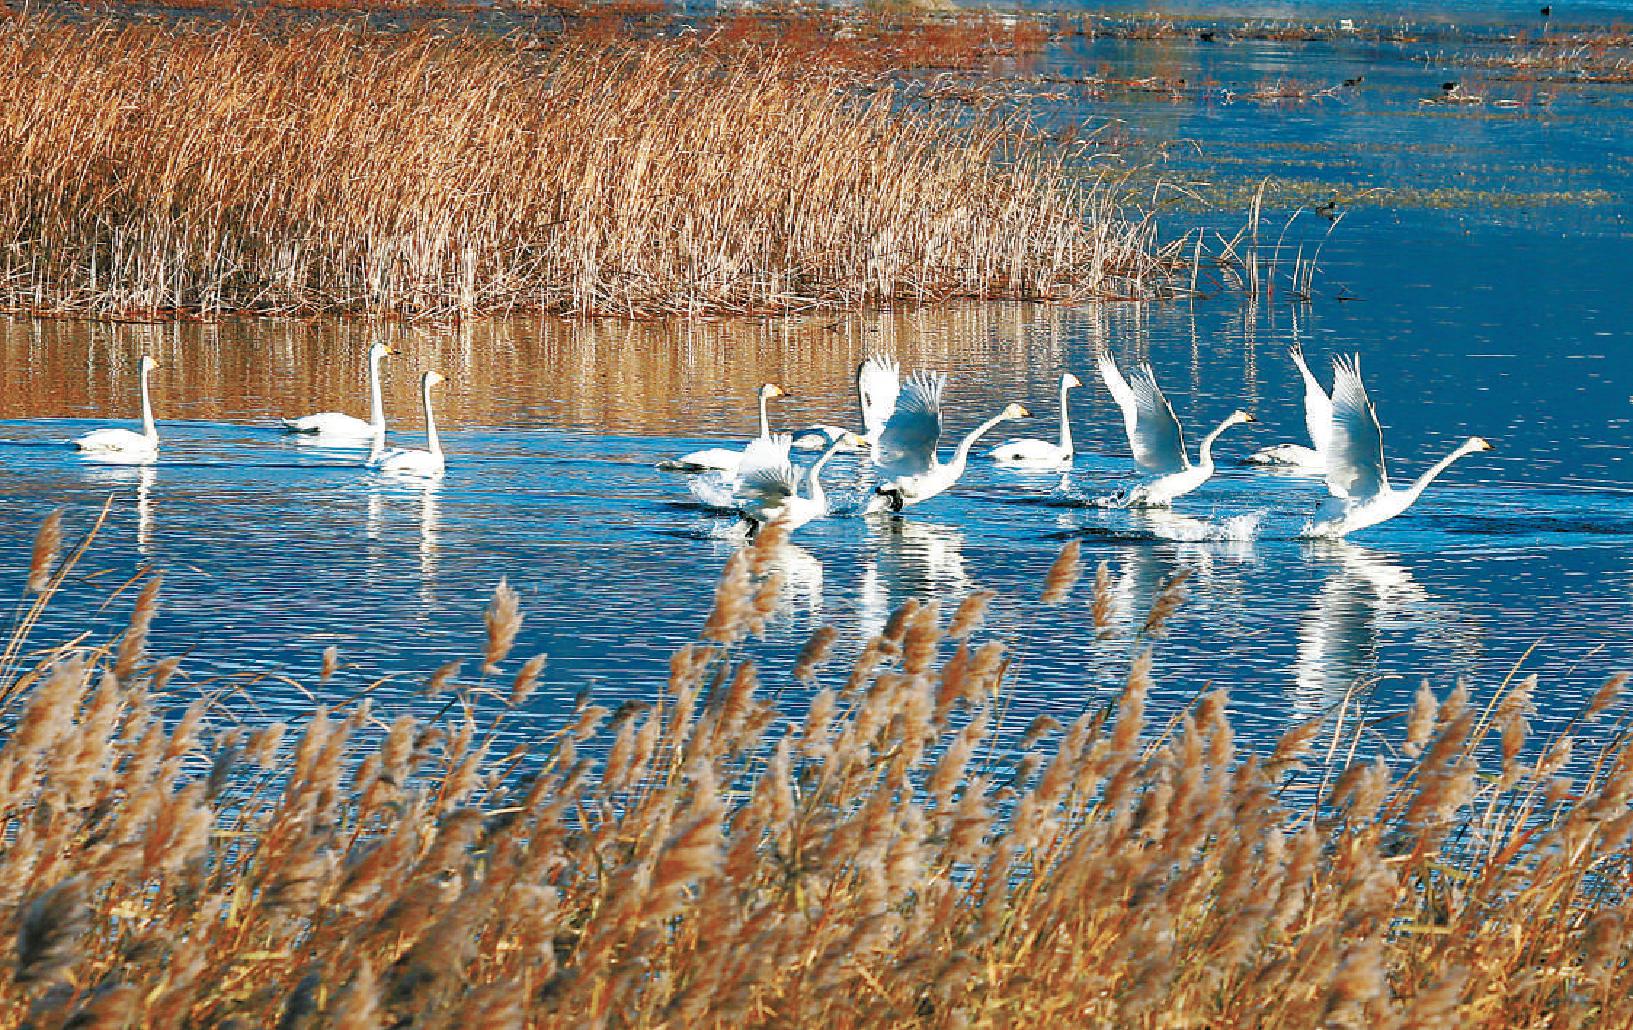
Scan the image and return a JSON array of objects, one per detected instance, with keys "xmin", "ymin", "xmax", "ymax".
[
  {"xmin": 1303, "ymin": 355, "xmax": 1492, "ymax": 538},
  {"xmin": 866, "ymin": 371, "xmax": 1029, "ymax": 513},
  {"xmin": 282, "ymin": 341, "xmax": 396, "ymax": 444},
  {"xmin": 373, "ymin": 371, "xmax": 446, "ymax": 478},
  {"xmin": 1247, "ymin": 343, "xmax": 1331, "ymax": 470},
  {"xmin": 990, "ymin": 372, "xmax": 1082, "ymax": 468},
  {"xmin": 1097, "ymin": 348, "xmax": 1255, "ymax": 506},
  {"xmin": 660, "ymin": 383, "xmax": 787, "ymax": 473},
  {"xmin": 737, "ymin": 430, "xmax": 866, "ymax": 534},
  {"xmin": 74, "ymin": 355, "xmax": 161, "ymax": 460}
]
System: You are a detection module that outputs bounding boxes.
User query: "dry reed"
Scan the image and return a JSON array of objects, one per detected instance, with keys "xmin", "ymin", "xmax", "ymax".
[
  {"xmin": 0, "ymin": 16, "xmax": 1160, "ymax": 319},
  {"xmin": 0, "ymin": 512, "xmax": 1629, "ymax": 1026}
]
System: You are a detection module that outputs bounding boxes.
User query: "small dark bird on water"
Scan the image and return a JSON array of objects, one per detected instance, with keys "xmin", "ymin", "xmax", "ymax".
[
  {"xmin": 1199, "ymin": 28, "xmax": 1216, "ymax": 42},
  {"xmin": 1442, "ymin": 81, "xmax": 1460, "ymax": 93},
  {"xmin": 1316, "ymin": 200, "xmax": 1341, "ymax": 220},
  {"xmin": 1541, "ymin": 5, "xmax": 1551, "ymax": 16},
  {"xmin": 1343, "ymin": 75, "xmax": 1365, "ymax": 87}
]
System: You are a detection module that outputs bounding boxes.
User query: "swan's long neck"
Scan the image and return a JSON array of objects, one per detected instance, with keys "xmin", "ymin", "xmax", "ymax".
[
  {"xmin": 422, "ymin": 378, "xmax": 441, "ymax": 458},
  {"xmin": 1402, "ymin": 440, "xmax": 1482, "ymax": 506},
  {"xmin": 1057, "ymin": 378, "xmax": 1075, "ymax": 453},
  {"xmin": 951, "ymin": 411, "xmax": 1015, "ymax": 475},
  {"xmin": 138, "ymin": 363, "xmax": 157, "ymax": 440},
  {"xmin": 1196, "ymin": 417, "xmax": 1240, "ymax": 470},
  {"xmin": 367, "ymin": 351, "xmax": 386, "ymax": 434},
  {"xmin": 757, "ymin": 392, "xmax": 771, "ymax": 441},
  {"xmin": 806, "ymin": 437, "xmax": 848, "ymax": 507}
]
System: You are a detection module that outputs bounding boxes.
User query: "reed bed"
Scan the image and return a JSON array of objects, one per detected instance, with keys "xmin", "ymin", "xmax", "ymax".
[
  {"xmin": 2, "ymin": 513, "xmax": 1633, "ymax": 1027},
  {"xmin": 0, "ymin": 17, "xmax": 1158, "ymax": 319}
]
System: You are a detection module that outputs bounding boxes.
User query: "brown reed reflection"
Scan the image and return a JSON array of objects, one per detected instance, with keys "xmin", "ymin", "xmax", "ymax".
[{"xmin": 0, "ymin": 305, "xmax": 1148, "ymax": 439}]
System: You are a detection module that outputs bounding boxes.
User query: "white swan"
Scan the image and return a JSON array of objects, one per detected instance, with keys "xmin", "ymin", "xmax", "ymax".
[
  {"xmin": 687, "ymin": 433, "xmax": 793, "ymax": 511},
  {"xmin": 1303, "ymin": 356, "xmax": 1492, "ymax": 538},
  {"xmin": 1097, "ymin": 349, "xmax": 1255, "ymax": 506},
  {"xmin": 865, "ymin": 372, "xmax": 1029, "ymax": 513},
  {"xmin": 660, "ymin": 383, "xmax": 787, "ymax": 473},
  {"xmin": 990, "ymin": 372, "xmax": 1082, "ymax": 468},
  {"xmin": 736, "ymin": 430, "xmax": 865, "ymax": 534},
  {"xmin": 373, "ymin": 371, "xmax": 446, "ymax": 478},
  {"xmin": 281, "ymin": 341, "xmax": 395, "ymax": 444},
  {"xmin": 1247, "ymin": 343, "xmax": 1331, "ymax": 470},
  {"xmin": 790, "ymin": 354, "xmax": 901, "ymax": 452},
  {"xmin": 74, "ymin": 355, "xmax": 161, "ymax": 460}
]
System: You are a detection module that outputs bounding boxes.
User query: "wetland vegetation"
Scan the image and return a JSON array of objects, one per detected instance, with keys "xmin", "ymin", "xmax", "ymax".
[
  {"xmin": 1, "ymin": 0, "xmax": 1630, "ymax": 1025},
  {"xmin": 4, "ymin": 517, "xmax": 1633, "ymax": 1027}
]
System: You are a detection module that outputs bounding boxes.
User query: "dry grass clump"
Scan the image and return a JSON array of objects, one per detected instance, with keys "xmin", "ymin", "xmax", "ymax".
[
  {"xmin": 3, "ymin": 523, "xmax": 1633, "ymax": 1026},
  {"xmin": 0, "ymin": 16, "xmax": 1157, "ymax": 319}
]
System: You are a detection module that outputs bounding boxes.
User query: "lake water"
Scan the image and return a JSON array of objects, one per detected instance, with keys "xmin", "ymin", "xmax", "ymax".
[{"xmin": 0, "ymin": 18, "xmax": 1629, "ymax": 761}]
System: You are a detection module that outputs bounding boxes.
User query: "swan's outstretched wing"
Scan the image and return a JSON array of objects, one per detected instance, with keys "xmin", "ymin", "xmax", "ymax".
[
  {"xmin": 1326, "ymin": 356, "xmax": 1388, "ymax": 500},
  {"xmin": 1290, "ymin": 344, "xmax": 1333, "ymax": 455},
  {"xmin": 736, "ymin": 434, "xmax": 800, "ymax": 504},
  {"xmin": 857, "ymin": 355, "xmax": 901, "ymax": 443},
  {"xmin": 738, "ymin": 460, "xmax": 801, "ymax": 507},
  {"xmin": 1097, "ymin": 350, "xmax": 1188, "ymax": 474},
  {"xmin": 874, "ymin": 371, "xmax": 943, "ymax": 479}
]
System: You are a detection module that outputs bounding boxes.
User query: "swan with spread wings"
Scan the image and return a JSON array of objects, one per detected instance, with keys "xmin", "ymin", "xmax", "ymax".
[
  {"xmin": 1303, "ymin": 355, "xmax": 1492, "ymax": 538},
  {"xmin": 1096, "ymin": 349, "xmax": 1255, "ymax": 506},
  {"xmin": 865, "ymin": 371, "xmax": 1028, "ymax": 513}
]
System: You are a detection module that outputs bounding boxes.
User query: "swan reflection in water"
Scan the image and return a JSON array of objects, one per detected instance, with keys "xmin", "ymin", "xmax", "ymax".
[
  {"xmin": 1292, "ymin": 542, "xmax": 1481, "ymax": 717},
  {"xmin": 418, "ymin": 482, "xmax": 440, "ymax": 607},
  {"xmin": 81, "ymin": 462, "xmax": 158, "ymax": 557},
  {"xmin": 857, "ymin": 519, "xmax": 970, "ymax": 640},
  {"xmin": 760, "ymin": 541, "xmax": 824, "ymax": 618},
  {"xmin": 1108, "ymin": 510, "xmax": 1259, "ymax": 637}
]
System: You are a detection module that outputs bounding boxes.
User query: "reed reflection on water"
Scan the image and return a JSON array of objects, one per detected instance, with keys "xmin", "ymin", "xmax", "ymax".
[{"xmin": 0, "ymin": 296, "xmax": 1628, "ymax": 759}]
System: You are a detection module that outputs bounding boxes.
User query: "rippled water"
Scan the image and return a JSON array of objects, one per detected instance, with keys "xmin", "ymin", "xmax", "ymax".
[{"xmin": 0, "ymin": 21, "xmax": 1629, "ymax": 759}]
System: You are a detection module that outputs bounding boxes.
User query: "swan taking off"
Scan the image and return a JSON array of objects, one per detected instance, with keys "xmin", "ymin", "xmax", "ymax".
[
  {"xmin": 1303, "ymin": 356, "xmax": 1492, "ymax": 538},
  {"xmin": 281, "ymin": 341, "xmax": 396, "ymax": 444},
  {"xmin": 74, "ymin": 354, "xmax": 162, "ymax": 460},
  {"xmin": 791, "ymin": 354, "xmax": 901, "ymax": 452},
  {"xmin": 990, "ymin": 372, "xmax": 1082, "ymax": 468},
  {"xmin": 1097, "ymin": 349, "xmax": 1255, "ymax": 506},
  {"xmin": 737, "ymin": 430, "xmax": 866, "ymax": 534},
  {"xmin": 865, "ymin": 371, "xmax": 1029, "ymax": 513},
  {"xmin": 373, "ymin": 370, "xmax": 446, "ymax": 478},
  {"xmin": 659, "ymin": 383, "xmax": 787, "ymax": 473},
  {"xmin": 1247, "ymin": 343, "xmax": 1331, "ymax": 471},
  {"xmin": 687, "ymin": 433, "xmax": 793, "ymax": 511}
]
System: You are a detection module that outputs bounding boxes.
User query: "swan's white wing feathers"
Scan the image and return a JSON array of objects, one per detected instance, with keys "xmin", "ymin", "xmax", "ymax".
[
  {"xmin": 282, "ymin": 412, "xmax": 374, "ymax": 437},
  {"xmin": 1127, "ymin": 365, "xmax": 1189, "ymax": 475},
  {"xmin": 857, "ymin": 355, "xmax": 901, "ymax": 442},
  {"xmin": 74, "ymin": 427, "xmax": 152, "ymax": 452},
  {"xmin": 1097, "ymin": 351, "xmax": 1187, "ymax": 475},
  {"xmin": 1326, "ymin": 355, "xmax": 1388, "ymax": 500},
  {"xmin": 1290, "ymin": 345, "xmax": 1333, "ymax": 456},
  {"xmin": 874, "ymin": 371, "xmax": 943, "ymax": 479}
]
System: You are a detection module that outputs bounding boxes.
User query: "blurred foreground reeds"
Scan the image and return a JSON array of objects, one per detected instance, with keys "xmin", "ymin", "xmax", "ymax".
[
  {"xmin": 0, "ymin": 16, "xmax": 1160, "ymax": 319},
  {"xmin": 2, "ymin": 513, "xmax": 1632, "ymax": 1027}
]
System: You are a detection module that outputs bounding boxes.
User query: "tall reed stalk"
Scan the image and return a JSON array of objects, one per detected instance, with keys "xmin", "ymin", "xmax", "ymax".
[
  {"xmin": 0, "ymin": 515, "xmax": 1630, "ymax": 1025},
  {"xmin": 0, "ymin": 17, "xmax": 1159, "ymax": 319}
]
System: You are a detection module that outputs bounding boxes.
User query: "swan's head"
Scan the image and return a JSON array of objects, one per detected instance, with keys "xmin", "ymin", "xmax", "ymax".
[
  {"xmin": 424, "ymin": 370, "xmax": 446, "ymax": 389},
  {"xmin": 1061, "ymin": 372, "xmax": 1083, "ymax": 389},
  {"xmin": 1002, "ymin": 402, "xmax": 1030, "ymax": 420},
  {"xmin": 840, "ymin": 430, "xmax": 868, "ymax": 449},
  {"xmin": 369, "ymin": 341, "xmax": 397, "ymax": 361},
  {"xmin": 1467, "ymin": 436, "xmax": 1494, "ymax": 452},
  {"xmin": 1228, "ymin": 410, "xmax": 1256, "ymax": 426},
  {"xmin": 139, "ymin": 354, "xmax": 159, "ymax": 372},
  {"xmin": 761, "ymin": 383, "xmax": 787, "ymax": 401}
]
